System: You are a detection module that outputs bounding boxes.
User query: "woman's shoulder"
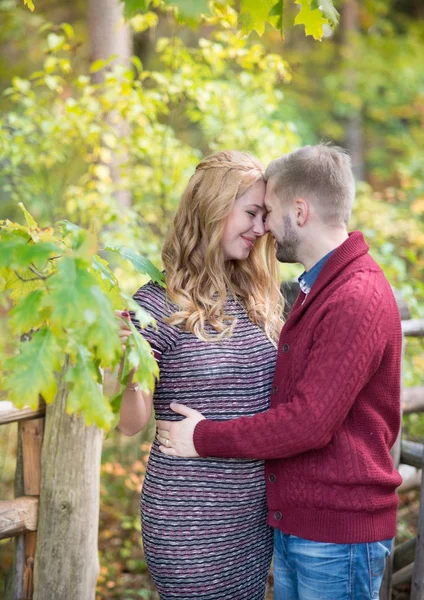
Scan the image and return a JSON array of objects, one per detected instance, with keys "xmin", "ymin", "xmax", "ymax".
[{"xmin": 133, "ymin": 281, "xmax": 175, "ymax": 318}]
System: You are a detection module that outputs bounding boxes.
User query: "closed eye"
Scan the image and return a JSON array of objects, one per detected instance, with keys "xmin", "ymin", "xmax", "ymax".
[{"xmin": 247, "ymin": 211, "xmax": 256, "ymax": 217}]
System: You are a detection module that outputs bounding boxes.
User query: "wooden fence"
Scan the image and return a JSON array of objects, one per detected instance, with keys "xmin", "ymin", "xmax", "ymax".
[
  {"xmin": 0, "ymin": 305, "xmax": 423, "ymax": 599},
  {"xmin": 380, "ymin": 317, "xmax": 424, "ymax": 600},
  {"xmin": 0, "ymin": 400, "xmax": 45, "ymax": 599}
]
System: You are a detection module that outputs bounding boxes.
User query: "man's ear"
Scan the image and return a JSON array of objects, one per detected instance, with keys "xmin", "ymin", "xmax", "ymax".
[{"xmin": 295, "ymin": 198, "xmax": 309, "ymax": 227}]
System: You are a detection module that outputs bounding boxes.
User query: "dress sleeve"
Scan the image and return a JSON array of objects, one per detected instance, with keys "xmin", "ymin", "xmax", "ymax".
[{"xmin": 130, "ymin": 282, "xmax": 179, "ymax": 362}]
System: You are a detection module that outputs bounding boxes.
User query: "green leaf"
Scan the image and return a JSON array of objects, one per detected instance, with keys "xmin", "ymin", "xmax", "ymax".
[
  {"xmin": 18, "ymin": 202, "xmax": 38, "ymax": 229},
  {"xmin": 65, "ymin": 345, "xmax": 114, "ymax": 429},
  {"xmin": 105, "ymin": 246, "xmax": 165, "ymax": 286},
  {"xmin": 164, "ymin": 0, "xmax": 210, "ymax": 19},
  {"xmin": 239, "ymin": 0, "xmax": 280, "ymax": 36},
  {"xmin": 57, "ymin": 222, "xmax": 96, "ymax": 262},
  {"xmin": 121, "ymin": 0, "xmax": 150, "ymax": 19},
  {"xmin": 3, "ymin": 328, "xmax": 62, "ymax": 408},
  {"xmin": 0, "ymin": 233, "xmax": 59, "ymax": 270},
  {"xmin": 294, "ymin": 0, "xmax": 328, "ymax": 40},
  {"xmin": 123, "ymin": 319, "xmax": 158, "ymax": 393},
  {"xmin": 23, "ymin": 0, "xmax": 35, "ymax": 12},
  {"xmin": 85, "ymin": 287, "xmax": 122, "ymax": 366},
  {"xmin": 61, "ymin": 23, "xmax": 74, "ymax": 39},
  {"xmin": 91, "ymin": 255, "xmax": 118, "ymax": 288},
  {"xmin": 90, "ymin": 55, "xmax": 118, "ymax": 74},
  {"xmin": 131, "ymin": 56, "xmax": 143, "ymax": 73},
  {"xmin": 268, "ymin": 0, "xmax": 284, "ymax": 35},
  {"xmin": 121, "ymin": 293, "xmax": 156, "ymax": 329},
  {"xmin": 319, "ymin": 0, "xmax": 339, "ymax": 26},
  {"xmin": 1, "ymin": 268, "xmax": 43, "ymax": 302},
  {"xmin": 43, "ymin": 257, "xmax": 103, "ymax": 330},
  {"xmin": 9, "ymin": 289, "xmax": 48, "ymax": 334}
]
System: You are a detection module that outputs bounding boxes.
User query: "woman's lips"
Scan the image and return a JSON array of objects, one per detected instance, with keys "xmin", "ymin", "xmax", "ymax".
[{"xmin": 241, "ymin": 236, "xmax": 254, "ymax": 248}]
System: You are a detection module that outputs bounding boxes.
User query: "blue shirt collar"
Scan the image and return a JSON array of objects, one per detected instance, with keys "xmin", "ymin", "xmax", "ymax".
[{"xmin": 298, "ymin": 249, "xmax": 335, "ymax": 295}]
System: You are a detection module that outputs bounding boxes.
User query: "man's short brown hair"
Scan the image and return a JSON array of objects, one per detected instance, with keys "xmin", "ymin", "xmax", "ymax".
[{"xmin": 265, "ymin": 144, "xmax": 355, "ymax": 226}]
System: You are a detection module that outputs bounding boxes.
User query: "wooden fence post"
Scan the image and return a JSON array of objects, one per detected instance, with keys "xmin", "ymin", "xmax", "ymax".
[
  {"xmin": 410, "ymin": 446, "xmax": 424, "ymax": 600},
  {"xmin": 32, "ymin": 363, "xmax": 103, "ymax": 600}
]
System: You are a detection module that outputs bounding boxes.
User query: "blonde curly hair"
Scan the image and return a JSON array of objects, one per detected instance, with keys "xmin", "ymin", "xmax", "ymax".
[{"xmin": 162, "ymin": 150, "xmax": 284, "ymax": 343}]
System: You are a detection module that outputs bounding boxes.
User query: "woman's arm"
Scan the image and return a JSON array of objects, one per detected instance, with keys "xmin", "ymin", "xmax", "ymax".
[
  {"xmin": 117, "ymin": 384, "xmax": 153, "ymax": 436},
  {"xmin": 113, "ymin": 310, "xmax": 154, "ymax": 436}
]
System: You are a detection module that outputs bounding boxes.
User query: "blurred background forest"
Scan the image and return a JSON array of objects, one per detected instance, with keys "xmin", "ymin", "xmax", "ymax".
[{"xmin": 0, "ymin": 0, "xmax": 423, "ymax": 598}]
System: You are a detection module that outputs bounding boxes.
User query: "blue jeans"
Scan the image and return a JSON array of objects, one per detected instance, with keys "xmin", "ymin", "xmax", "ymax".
[{"xmin": 273, "ymin": 530, "xmax": 392, "ymax": 600}]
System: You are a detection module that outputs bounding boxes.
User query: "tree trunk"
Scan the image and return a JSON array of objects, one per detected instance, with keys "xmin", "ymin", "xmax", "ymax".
[
  {"xmin": 87, "ymin": 0, "xmax": 133, "ymax": 208},
  {"xmin": 341, "ymin": 0, "xmax": 365, "ymax": 182},
  {"xmin": 33, "ymin": 364, "xmax": 103, "ymax": 600}
]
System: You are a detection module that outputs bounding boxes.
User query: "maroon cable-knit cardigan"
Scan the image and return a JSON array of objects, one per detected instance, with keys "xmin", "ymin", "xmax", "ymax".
[{"xmin": 193, "ymin": 232, "xmax": 403, "ymax": 543}]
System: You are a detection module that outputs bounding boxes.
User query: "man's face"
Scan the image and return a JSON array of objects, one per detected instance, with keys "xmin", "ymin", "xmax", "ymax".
[{"xmin": 264, "ymin": 177, "xmax": 300, "ymax": 264}]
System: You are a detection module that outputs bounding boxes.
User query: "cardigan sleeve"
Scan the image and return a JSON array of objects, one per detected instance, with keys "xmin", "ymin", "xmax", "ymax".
[
  {"xmin": 193, "ymin": 277, "xmax": 392, "ymax": 460},
  {"xmin": 130, "ymin": 282, "xmax": 179, "ymax": 361}
]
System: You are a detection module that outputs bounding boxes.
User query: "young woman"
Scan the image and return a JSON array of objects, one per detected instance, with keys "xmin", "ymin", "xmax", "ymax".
[{"xmin": 117, "ymin": 150, "xmax": 283, "ymax": 600}]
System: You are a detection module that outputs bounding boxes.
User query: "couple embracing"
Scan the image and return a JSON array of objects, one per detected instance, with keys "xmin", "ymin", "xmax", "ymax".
[{"xmin": 117, "ymin": 144, "xmax": 402, "ymax": 600}]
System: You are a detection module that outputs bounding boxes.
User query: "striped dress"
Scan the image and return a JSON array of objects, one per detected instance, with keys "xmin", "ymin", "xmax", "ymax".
[{"xmin": 131, "ymin": 282, "xmax": 276, "ymax": 600}]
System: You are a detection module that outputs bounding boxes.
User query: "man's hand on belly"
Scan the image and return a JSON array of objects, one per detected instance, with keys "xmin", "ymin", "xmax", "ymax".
[{"xmin": 157, "ymin": 403, "xmax": 205, "ymax": 457}]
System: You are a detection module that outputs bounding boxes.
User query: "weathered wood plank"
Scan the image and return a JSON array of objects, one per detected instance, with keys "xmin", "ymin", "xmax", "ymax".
[
  {"xmin": 401, "ymin": 440, "xmax": 424, "ymax": 469},
  {"xmin": 403, "ymin": 386, "xmax": 424, "ymax": 414},
  {"xmin": 393, "ymin": 538, "xmax": 417, "ymax": 572},
  {"xmin": 402, "ymin": 319, "xmax": 424, "ymax": 337},
  {"xmin": 20, "ymin": 419, "xmax": 43, "ymax": 496},
  {"xmin": 23, "ymin": 531, "xmax": 37, "ymax": 600},
  {"xmin": 0, "ymin": 400, "xmax": 46, "ymax": 426},
  {"xmin": 392, "ymin": 562, "xmax": 414, "ymax": 587},
  {"xmin": 410, "ymin": 447, "xmax": 424, "ymax": 600},
  {"xmin": 0, "ymin": 497, "xmax": 38, "ymax": 540}
]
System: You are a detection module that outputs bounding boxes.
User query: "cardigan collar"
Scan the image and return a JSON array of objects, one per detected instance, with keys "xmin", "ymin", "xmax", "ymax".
[{"xmin": 286, "ymin": 231, "xmax": 370, "ymax": 326}]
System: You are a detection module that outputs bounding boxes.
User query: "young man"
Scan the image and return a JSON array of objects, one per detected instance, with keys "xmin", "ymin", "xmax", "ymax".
[{"xmin": 157, "ymin": 145, "xmax": 402, "ymax": 599}]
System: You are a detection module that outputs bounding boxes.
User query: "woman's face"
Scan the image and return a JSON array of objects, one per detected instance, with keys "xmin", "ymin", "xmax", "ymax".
[{"xmin": 221, "ymin": 179, "xmax": 267, "ymax": 261}]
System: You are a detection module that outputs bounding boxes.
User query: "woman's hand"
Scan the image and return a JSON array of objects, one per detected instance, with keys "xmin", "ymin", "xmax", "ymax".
[{"xmin": 115, "ymin": 310, "xmax": 132, "ymax": 349}]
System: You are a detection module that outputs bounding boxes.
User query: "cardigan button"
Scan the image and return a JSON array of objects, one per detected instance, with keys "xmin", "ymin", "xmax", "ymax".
[
  {"xmin": 268, "ymin": 474, "xmax": 277, "ymax": 483},
  {"xmin": 282, "ymin": 343, "xmax": 290, "ymax": 353},
  {"xmin": 272, "ymin": 385, "xmax": 278, "ymax": 394},
  {"xmin": 274, "ymin": 511, "xmax": 283, "ymax": 521}
]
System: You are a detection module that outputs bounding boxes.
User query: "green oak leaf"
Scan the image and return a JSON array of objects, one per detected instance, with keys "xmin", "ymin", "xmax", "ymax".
[
  {"xmin": 43, "ymin": 257, "xmax": 101, "ymax": 329},
  {"xmin": 85, "ymin": 287, "xmax": 122, "ymax": 366},
  {"xmin": 0, "ymin": 234, "xmax": 57, "ymax": 271},
  {"xmin": 105, "ymin": 246, "xmax": 165, "ymax": 286},
  {"xmin": 125, "ymin": 319, "xmax": 158, "ymax": 392},
  {"xmin": 18, "ymin": 202, "xmax": 38, "ymax": 229},
  {"xmin": 91, "ymin": 255, "xmax": 118, "ymax": 288},
  {"xmin": 120, "ymin": 293, "xmax": 156, "ymax": 329},
  {"xmin": 294, "ymin": 0, "xmax": 328, "ymax": 40},
  {"xmin": 9, "ymin": 289, "xmax": 50, "ymax": 334},
  {"xmin": 239, "ymin": 0, "xmax": 280, "ymax": 36},
  {"xmin": 2, "ymin": 267, "xmax": 43, "ymax": 302},
  {"xmin": 65, "ymin": 345, "xmax": 114, "ymax": 429},
  {"xmin": 110, "ymin": 313, "xmax": 158, "ymax": 414},
  {"xmin": 3, "ymin": 327, "xmax": 62, "ymax": 408},
  {"xmin": 268, "ymin": 0, "xmax": 284, "ymax": 35}
]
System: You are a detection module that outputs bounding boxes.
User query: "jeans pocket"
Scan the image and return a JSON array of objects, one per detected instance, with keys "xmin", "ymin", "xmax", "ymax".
[{"xmin": 367, "ymin": 539, "xmax": 392, "ymax": 598}]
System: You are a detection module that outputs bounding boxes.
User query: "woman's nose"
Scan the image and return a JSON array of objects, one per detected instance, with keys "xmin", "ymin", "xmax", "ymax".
[{"xmin": 252, "ymin": 216, "xmax": 266, "ymax": 237}]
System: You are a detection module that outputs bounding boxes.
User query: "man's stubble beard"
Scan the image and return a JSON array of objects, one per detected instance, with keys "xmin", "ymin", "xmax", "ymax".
[{"xmin": 275, "ymin": 215, "xmax": 300, "ymax": 264}]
